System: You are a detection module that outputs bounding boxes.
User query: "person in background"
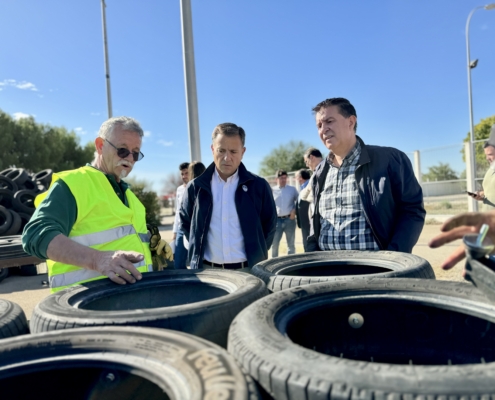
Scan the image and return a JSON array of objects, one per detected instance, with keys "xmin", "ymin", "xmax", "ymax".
[
  {"xmin": 300, "ymin": 147, "xmax": 323, "ymax": 241},
  {"xmin": 271, "ymin": 170, "xmax": 299, "ymax": 257},
  {"xmin": 295, "ymin": 168, "xmax": 311, "ymax": 251},
  {"xmin": 22, "ymin": 117, "xmax": 163, "ymax": 292},
  {"xmin": 180, "ymin": 122, "xmax": 277, "ymax": 271},
  {"xmin": 172, "ymin": 162, "xmax": 190, "ymax": 269},
  {"xmin": 470, "ymin": 127, "xmax": 495, "ymax": 210},
  {"xmin": 188, "ymin": 161, "xmax": 206, "ymax": 181},
  {"xmin": 308, "ymin": 97, "xmax": 425, "ymax": 253}
]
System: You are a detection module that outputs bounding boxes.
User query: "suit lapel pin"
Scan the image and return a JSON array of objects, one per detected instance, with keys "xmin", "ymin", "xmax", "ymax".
[{"xmin": 242, "ymin": 185, "xmax": 248, "ymax": 192}]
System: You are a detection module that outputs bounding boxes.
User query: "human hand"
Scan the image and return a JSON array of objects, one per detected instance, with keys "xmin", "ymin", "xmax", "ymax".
[
  {"xmin": 172, "ymin": 233, "xmax": 177, "ymax": 241},
  {"xmin": 92, "ymin": 250, "xmax": 144, "ymax": 285},
  {"xmin": 289, "ymin": 210, "xmax": 296, "ymax": 220},
  {"xmin": 428, "ymin": 211, "xmax": 495, "ymax": 272},
  {"xmin": 473, "ymin": 191, "xmax": 485, "ymax": 201}
]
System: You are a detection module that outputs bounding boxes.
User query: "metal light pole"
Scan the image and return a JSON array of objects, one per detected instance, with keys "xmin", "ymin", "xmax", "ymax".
[
  {"xmin": 180, "ymin": 0, "xmax": 201, "ymax": 161},
  {"xmin": 466, "ymin": 3, "xmax": 495, "ymax": 211},
  {"xmin": 101, "ymin": 0, "xmax": 113, "ymax": 119}
]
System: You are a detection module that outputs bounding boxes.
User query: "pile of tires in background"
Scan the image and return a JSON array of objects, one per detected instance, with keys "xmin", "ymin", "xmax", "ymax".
[
  {"xmin": 1, "ymin": 251, "xmax": 495, "ymax": 399},
  {"xmin": 0, "ymin": 167, "xmax": 52, "ymax": 236}
]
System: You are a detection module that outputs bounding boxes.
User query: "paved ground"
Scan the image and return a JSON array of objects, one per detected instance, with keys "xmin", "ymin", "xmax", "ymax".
[{"xmin": 0, "ymin": 214, "xmax": 465, "ymax": 320}]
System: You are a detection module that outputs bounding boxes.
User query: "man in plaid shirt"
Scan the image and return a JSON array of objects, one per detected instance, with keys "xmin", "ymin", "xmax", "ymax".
[{"xmin": 307, "ymin": 98, "xmax": 425, "ymax": 253}]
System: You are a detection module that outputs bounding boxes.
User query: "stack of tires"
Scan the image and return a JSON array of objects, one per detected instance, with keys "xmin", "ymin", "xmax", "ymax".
[{"xmin": 0, "ymin": 168, "xmax": 52, "ymax": 236}]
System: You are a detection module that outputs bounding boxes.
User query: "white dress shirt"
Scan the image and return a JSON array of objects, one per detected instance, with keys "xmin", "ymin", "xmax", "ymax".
[
  {"xmin": 204, "ymin": 168, "xmax": 247, "ymax": 264},
  {"xmin": 172, "ymin": 184, "xmax": 186, "ymax": 233}
]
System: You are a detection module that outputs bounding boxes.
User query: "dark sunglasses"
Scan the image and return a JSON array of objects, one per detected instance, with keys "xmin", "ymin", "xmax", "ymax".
[{"xmin": 105, "ymin": 139, "xmax": 144, "ymax": 162}]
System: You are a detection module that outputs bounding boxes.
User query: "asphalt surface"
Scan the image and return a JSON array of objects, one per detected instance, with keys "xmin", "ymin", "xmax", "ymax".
[{"xmin": 0, "ymin": 215, "xmax": 465, "ymax": 321}]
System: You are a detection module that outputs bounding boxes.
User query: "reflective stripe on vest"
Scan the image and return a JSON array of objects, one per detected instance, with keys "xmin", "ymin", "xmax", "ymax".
[
  {"xmin": 70, "ymin": 225, "xmax": 150, "ymax": 247},
  {"xmin": 49, "ymin": 260, "xmax": 153, "ymax": 289}
]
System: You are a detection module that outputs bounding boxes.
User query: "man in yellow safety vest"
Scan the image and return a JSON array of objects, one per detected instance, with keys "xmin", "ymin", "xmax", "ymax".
[{"xmin": 22, "ymin": 116, "xmax": 167, "ymax": 292}]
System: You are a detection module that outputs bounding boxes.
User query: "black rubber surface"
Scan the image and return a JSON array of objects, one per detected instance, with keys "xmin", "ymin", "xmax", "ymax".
[
  {"xmin": 0, "ymin": 206, "xmax": 12, "ymax": 235},
  {"xmin": 0, "ymin": 326, "xmax": 259, "ymax": 400},
  {"xmin": 228, "ymin": 278, "xmax": 495, "ymax": 399},
  {"xmin": 0, "ymin": 298, "xmax": 28, "ymax": 339},
  {"xmin": 13, "ymin": 189, "xmax": 36, "ymax": 214},
  {"xmin": 4, "ymin": 210, "xmax": 21, "ymax": 235},
  {"xmin": 466, "ymin": 256, "xmax": 495, "ymax": 303},
  {"xmin": 252, "ymin": 250, "xmax": 435, "ymax": 291},
  {"xmin": 31, "ymin": 269, "xmax": 269, "ymax": 347},
  {"xmin": 32, "ymin": 168, "xmax": 52, "ymax": 187},
  {"xmin": 0, "ymin": 175, "xmax": 18, "ymax": 193},
  {"xmin": 6, "ymin": 168, "xmax": 28, "ymax": 185},
  {"xmin": 0, "ymin": 268, "xmax": 8, "ymax": 283}
]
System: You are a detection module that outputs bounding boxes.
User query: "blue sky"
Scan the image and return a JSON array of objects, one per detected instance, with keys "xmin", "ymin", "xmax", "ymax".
[{"xmin": 1, "ymin": 0, "xmax": 494, "ymax": 192}]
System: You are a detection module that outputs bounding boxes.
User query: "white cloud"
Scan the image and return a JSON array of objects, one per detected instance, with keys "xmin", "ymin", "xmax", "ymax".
[
  {"xmin": 0, "ymin": 79, "xmax": 38, "ymax": 92},
  {"xmin": 12, "ymin": 112, "xmax": 31, "ymax": 121},
  {"xmin": 90, "ymin": 112, "xmax": 100, "ymax": 116},
  {"xmin": 144, "ymin": 130, "xmax": 151, "ymax": 137},
  {"xmin": 158, "ymin": 140, "xmax": 173, "ymax": 147},
  {"xmin": 74, "ymin": 127, "xmax": 87, "ymax": 135}
]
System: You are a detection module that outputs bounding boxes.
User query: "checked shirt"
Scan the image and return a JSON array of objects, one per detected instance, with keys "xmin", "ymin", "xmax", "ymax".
[{"xmin": 318, "ymin": 141, "xmax": 379, "ymax": 251}]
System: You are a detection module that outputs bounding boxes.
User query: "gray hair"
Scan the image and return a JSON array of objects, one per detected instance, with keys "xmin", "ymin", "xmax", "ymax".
[
  {"xmin": 92, "ymin": 116, "xmax": 143, "ymax": 165},
  {"xmin": 98, "ymin": 116, "xmax": 144, "ymax": 140}
]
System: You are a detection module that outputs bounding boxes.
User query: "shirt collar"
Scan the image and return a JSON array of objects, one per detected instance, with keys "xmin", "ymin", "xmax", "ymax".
[
  {"xmin": 328, "ymin": 140, "xmax": 361, "ymax": 167},
  {"xmin": 214, "ymin": 167, "xmax": 239, "ymax": 183}
]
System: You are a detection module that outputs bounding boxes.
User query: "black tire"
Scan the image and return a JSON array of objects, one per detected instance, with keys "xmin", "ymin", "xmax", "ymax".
[
  {"xmin": 0, "ymin": 175, "xmax": 18, "ymax": 193},
  {"xmin": 0, "ymin": 205, "xmax": 12, "ymax": 235},
  {"xmin": 20, "ymin": 178, "xmax": 37, "ymax": 192},
  {"xmin": 32, "ymin": 168, "xmax": 53, "ymax": 187},
  {"xmin": 465, "ymin": 256, "xmax": 495, "ymax": 303},
  {"xmin": 13, "ymin": 189, "xmax": 36, "ymax": 214},
  {"xmin": 0, "ymin": 326, "xmax": 259, "ymax": 399},
  {"xmin": 0, "ymin": 298, "xmax": 28, "ymax": 339},
  {"xmin": 4, "ymin": 210, "xmax": 21, "ymax": 235},
  {"xmin": 6, "ymin": 168, "xmax": 28, "ymax": 185},
  {"xmin": 0, "ymin": 188, "xmax": 20, "ymax": 211},
  {"xmin": 0, "ymin": 268, "xmax": 8, "ymax": 283},
  {"xmin": 0, "ymin": 168, "xmax": 15, "ymax": 176},
  {"xmin": 252, "ymin": 250, "xmax": 435, "ymax": 292},
  {"xmin": 19, "ymin": 264, "xmax": 38, "ymax": 276},
  {"xmin": 31, "ymin": 269, "xmax": 268, "ymax": 347},
  {"xmin": 228, "ymin": 278, "xmax": 495, "ymax": 399},
  {"xmin": 17, "ymin": 212, "xmax": 31, "ymax": 232}
]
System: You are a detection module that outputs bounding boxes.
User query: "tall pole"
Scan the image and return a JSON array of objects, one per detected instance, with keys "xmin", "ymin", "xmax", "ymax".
[
  {"xmin": 180, "ymin": 0, "xmax": 201, "ymax": 161},
  {"xmin": 101, "ymin": 0, "xmax": 113, "ymax": 119},
  {"xmin": 466, "ymin": 4, "xmax": 495, "ymax": 211}
]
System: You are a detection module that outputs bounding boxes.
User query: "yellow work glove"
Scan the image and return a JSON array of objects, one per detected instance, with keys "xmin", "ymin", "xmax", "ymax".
[
  {"xmin": 151, "ymin": 239, "xmax": 174, "ymax": 271},
  {"xmin": 148, "ymin": 224, "xmax": 174, "ymax": 271}
]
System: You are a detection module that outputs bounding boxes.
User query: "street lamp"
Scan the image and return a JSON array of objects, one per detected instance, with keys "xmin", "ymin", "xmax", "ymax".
[{"xmin": 466, "ymin": 3, "xmax": 495, "ymax": 211}]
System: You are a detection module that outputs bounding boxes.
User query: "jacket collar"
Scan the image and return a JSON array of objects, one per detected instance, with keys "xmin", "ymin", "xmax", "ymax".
[
  {"xmin": 356, "ymin": 135, "xmax": 370, "ymax": 166},
  {"xmin": 193, "ymin": 162, "xmax": 253, "ymax": 191}
]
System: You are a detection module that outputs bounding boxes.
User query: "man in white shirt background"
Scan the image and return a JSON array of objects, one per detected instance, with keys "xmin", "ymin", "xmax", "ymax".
[
  {"xmin": 172, "ymin": 162, "xmax": 189, "ymax": 269},
  {"xmin": 271, "ymin": 170, "xmax": 299, "ymax": 257},
  {"xmin": 179, "ymin": 123, "xmax": 277, "ymax": 271}
]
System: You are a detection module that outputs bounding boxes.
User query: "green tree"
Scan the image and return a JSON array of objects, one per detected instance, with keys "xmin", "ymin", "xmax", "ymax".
[
  {"xmin": 0, "ymin": 110, "xmax": 95, "ymax": 172},
  {"xmin": 259, "ymin": 140, "xmax": 316, "ymax": 176},
  {"xmin": 126, "ymin": 177, "xmax": 161, "ymax": 226},
  {"xmin": 422, "ymin": 162, "xmax": 458, "ymax": 181}
]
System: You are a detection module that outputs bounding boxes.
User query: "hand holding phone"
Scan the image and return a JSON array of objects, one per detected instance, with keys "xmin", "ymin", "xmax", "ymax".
[{"xmin": 465, "ymin": 191, "xmax": 478, "ymax": 198}]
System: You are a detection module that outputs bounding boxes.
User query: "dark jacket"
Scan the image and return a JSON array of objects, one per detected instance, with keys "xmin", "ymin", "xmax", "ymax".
[
  {"xmin": 179, "ymin": 162, "xmax": 277, "ymax": 269},
  {"xmin": 307, "ymin": 136, "xmax": 425, "ymax": 253}
]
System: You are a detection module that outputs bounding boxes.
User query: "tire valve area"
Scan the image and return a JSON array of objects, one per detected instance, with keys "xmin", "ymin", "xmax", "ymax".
[{"xmin": 348, "ymin": 313, "xmax": 364, "ymax": 329}]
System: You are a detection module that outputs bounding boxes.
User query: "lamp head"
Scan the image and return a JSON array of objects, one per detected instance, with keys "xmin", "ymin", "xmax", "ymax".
[
  {"xmin": 470, "ymin": 59, "xmax": 479, "ymax": 69},
  {"xmin": 485, "ymin": 3, "xmax": 495, "ymax": 10}
]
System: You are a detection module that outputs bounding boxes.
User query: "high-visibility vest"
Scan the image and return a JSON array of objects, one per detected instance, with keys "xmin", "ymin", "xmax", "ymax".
[{"xmin": 38, "ymin": 166, "xmax": 153, "ymax": 293}]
